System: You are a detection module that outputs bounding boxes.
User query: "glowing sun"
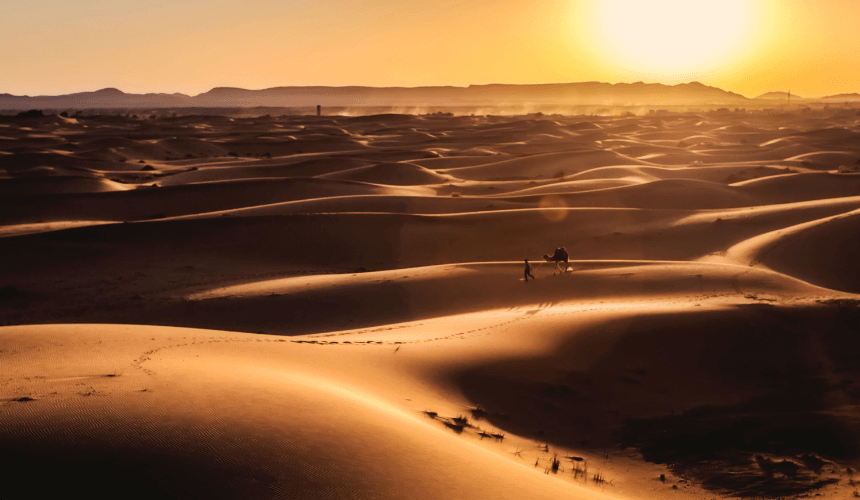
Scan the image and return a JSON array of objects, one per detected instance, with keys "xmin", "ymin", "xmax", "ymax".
[{"xmin": 591, "ymin": 0, "xmax": 755, "ymax": 78}]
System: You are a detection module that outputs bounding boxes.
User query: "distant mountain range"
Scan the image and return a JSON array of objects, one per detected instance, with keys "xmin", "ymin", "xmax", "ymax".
[
  {"xmin": 0, "ymin": 81, "xmax": 753, "ymax": 110},
  {"xmin": 754, "ymin": 91, "xmax": 801, "ymax": 100},
  {"xmin": 821, "ymin": 93, "xmax": 860, "ymax": 101},
  {"xmin": 753, "ymin": 91, "xmax": 860, "ymax": 102}
]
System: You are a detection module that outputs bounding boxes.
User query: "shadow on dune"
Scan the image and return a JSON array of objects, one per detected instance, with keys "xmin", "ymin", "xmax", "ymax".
[
  {"xmin": 747, "ymin": 209, "xmax": 860, "ymax": 294},
  {"xmin": 622, "ymin": 398, "xmax": 846, "ymax": 497},
  {"xmin": 0, "ymin": 450, "xmax": 181, "ymax": 500},
  {"xmin": 456, "ymin": 302, "xmax": 860, "ymax": 497}
]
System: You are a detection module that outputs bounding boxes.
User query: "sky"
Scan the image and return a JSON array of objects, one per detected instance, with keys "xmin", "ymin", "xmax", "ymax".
[{"xmin": 2, "ymin": 0, "xmax": 860, "ymax": 98}]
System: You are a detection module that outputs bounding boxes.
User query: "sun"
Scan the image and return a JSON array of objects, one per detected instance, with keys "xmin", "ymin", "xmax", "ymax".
[{"xmin": 589, "ymin": 0, "xmax": 755, "ymax": 79}]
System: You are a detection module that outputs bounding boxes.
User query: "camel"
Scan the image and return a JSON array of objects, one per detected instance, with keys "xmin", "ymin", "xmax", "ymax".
[{"xmin": 542, "ymin": 246, "xmax": 570, "ymax": 274}]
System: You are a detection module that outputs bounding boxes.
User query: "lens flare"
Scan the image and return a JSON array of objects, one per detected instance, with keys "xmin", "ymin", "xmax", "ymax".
[{"xmin": 539, "ymin": 195, "xmax": 568, "ymax": 222}]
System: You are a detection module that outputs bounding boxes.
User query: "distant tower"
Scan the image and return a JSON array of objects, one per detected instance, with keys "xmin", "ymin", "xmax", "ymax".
[{"xmin": 316, "ymin": 105, "xmax": 321, "ymax": 117}]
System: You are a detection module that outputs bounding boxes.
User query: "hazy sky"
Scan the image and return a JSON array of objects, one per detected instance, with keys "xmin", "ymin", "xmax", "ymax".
[{"xmin": 3, "ymin": 0, "xmax": 859, "ymax": 97}]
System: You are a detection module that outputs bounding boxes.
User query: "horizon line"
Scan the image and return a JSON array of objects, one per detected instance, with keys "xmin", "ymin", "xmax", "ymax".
[
  {"xmin": 3, "ymin": 80, "xmax": 859, "ymax": 102},
  {"xmin": 0, "ymin": 80, "xmax": 757, "ymax": 99}
]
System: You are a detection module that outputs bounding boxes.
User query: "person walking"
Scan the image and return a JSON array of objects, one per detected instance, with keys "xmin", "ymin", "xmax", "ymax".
[{"xmin": 524, "ymin": 259, "xmax": 535, "ymax": 282}]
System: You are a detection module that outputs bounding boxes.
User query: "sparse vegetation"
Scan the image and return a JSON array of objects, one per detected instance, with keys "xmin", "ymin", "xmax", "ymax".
[
  {"xmin": 452, "ymin": 415, "xmax": 470, "ymax": 427},
  {"xmin": 443, "ymin": 421, "xmax": 464, "ymax": 434},
  {"xmin": 469, "ymin": 405, "xmax": 486, "ymax": 420},
  {"xmin": 550, "ymin": 454, "xmax": 561, "ymax": 474}
]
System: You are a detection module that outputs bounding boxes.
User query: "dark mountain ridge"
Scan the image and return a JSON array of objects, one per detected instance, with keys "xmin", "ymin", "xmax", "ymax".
[
  {"xmin": 1, "ymin": 81, "xmax": 750, "ymax": 109},
  {"xmin": 755, "ymin": 91, "xmax": 803, "ymax": 100}
]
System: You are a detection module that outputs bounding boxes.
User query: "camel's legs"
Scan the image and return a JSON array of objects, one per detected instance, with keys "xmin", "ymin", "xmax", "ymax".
[{"xmin": 548, "ymin": 260, "xmax": 568, "ymax": 274}]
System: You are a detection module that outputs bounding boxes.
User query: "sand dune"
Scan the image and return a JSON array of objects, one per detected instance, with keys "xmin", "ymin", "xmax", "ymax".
[
  {"xmin": 411, "ymin": 154, "xmax": 510, "ymax": 170},
  {"xmin": 0, "ymin": 220, "xmax": 117, "ymax": 238},
  {"xmin": 497, "ymin": 178, "xmax": 759, "ymax": 209},
  {"xmin": 568, "ymin": 164, "xmax": 794, "ymax": 184},
  {"xmin": 317, "ymin": 161, "xmax": 456, "ymax": 185},
  {"xmin": 3, "ymin": 108, "xmax": 860, "ymax": 500},
  {"xmin": 0, "ymin": 178, "xmax": 431, "ymax": 224},
  {"xmin": 171, "ymin": 261, "xmax": 829, "ymax": 336},
  {"xmin": 0, "ymin": 175, "xmax": 132, "ymax": 195},
  {"xmin": 734, "ymin": 171, "xmax": 860, "ymax": 202},
  {"xmin": 0, "ymin": 323, "xmax": 612, "ymax": 500},
  {"xmin": 721, "ymin": 208, "xmax": 860, "ymax": 293},
  {"xmin": 0, "ymin": 151, "xmax": 126, "ymax": 172},
  {"xmin": 157, "ymin": 157, "xmax": 375, "ymax": 185},
  {"xmin": 438, "ymin": 150, "xmax": 653, "ymax": 181},
  {"xmin": 486, "ymin": 178, "xmax": 640, "ymax": 196},
  {"xmin": 181, "ymin": 194, "xmax": 528, "ymax": 217}
]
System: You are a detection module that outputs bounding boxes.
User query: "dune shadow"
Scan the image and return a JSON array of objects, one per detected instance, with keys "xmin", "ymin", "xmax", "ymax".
[{"xmin": 456, "ymin": 303, "xmax": 860, "ymax": 497}]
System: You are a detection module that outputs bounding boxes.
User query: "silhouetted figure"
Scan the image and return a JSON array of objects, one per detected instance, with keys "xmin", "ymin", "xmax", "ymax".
[
  {"xmin": 542, "ymin": 246, "xmax": 569, "ymax": 274},
  {"xmin": 316, "ymin": 105, "xmax": 321, "ymax": 116},
  {"xmin": 524, "ymin": 259, "xmax": 535, "ymax": 281}
]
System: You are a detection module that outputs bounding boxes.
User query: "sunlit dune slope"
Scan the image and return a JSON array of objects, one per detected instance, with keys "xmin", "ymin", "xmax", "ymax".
[
  {"xmin": 437, "ymin": 150, "xmax": 652, "ymax": 181},
  {"xmin": 154, "ymin": 157, "xmax": 378, "ymax": 186},
  {"xmin": 0, "ymin": 178, "xmax": 431, "ymax": 224},
  {"xmin": 497, "ymin": 178, "xmax": 759, "ymax": 209},
  {"xmin": 566, "ymin": 164, "xmax": 794, "ymax": 184},
  {"xmin": 317, "ymin": 161, "xmax": 456, "ymax": 185},
  {"xmin": 0, "ymin": 323, "xmax": 612, "ymax": 500},
  {"xmin": 165, "ymin": 261, "xmax": 828, "ymax": 336}
]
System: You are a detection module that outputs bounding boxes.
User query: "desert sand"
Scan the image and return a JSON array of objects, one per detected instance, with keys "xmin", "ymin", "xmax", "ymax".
[{"xmin": 2, "ymin": 108, "xmax": 860, "ymax": 499}]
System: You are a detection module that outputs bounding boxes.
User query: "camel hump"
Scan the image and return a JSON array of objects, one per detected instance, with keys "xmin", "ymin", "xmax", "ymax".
[{"xmin": 551, "ymin": 247, "xmax": 569, "ymax": 262}]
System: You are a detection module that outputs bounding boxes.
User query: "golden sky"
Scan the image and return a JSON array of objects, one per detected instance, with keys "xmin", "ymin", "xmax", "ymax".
[{"xmin": 2, "ymin": 0, "xmax": 859, "ymax": 98}]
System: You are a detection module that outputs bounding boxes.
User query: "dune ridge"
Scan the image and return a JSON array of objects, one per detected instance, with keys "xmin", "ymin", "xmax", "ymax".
[{"xmin": 2, "ymin": 108, "xmax": 860, "ymax": 499}]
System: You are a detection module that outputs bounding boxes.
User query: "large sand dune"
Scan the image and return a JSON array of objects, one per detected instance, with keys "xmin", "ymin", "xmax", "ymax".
[{"xmin": 3, "ymin": 108, "xmax": 860, "ymax": 499}]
